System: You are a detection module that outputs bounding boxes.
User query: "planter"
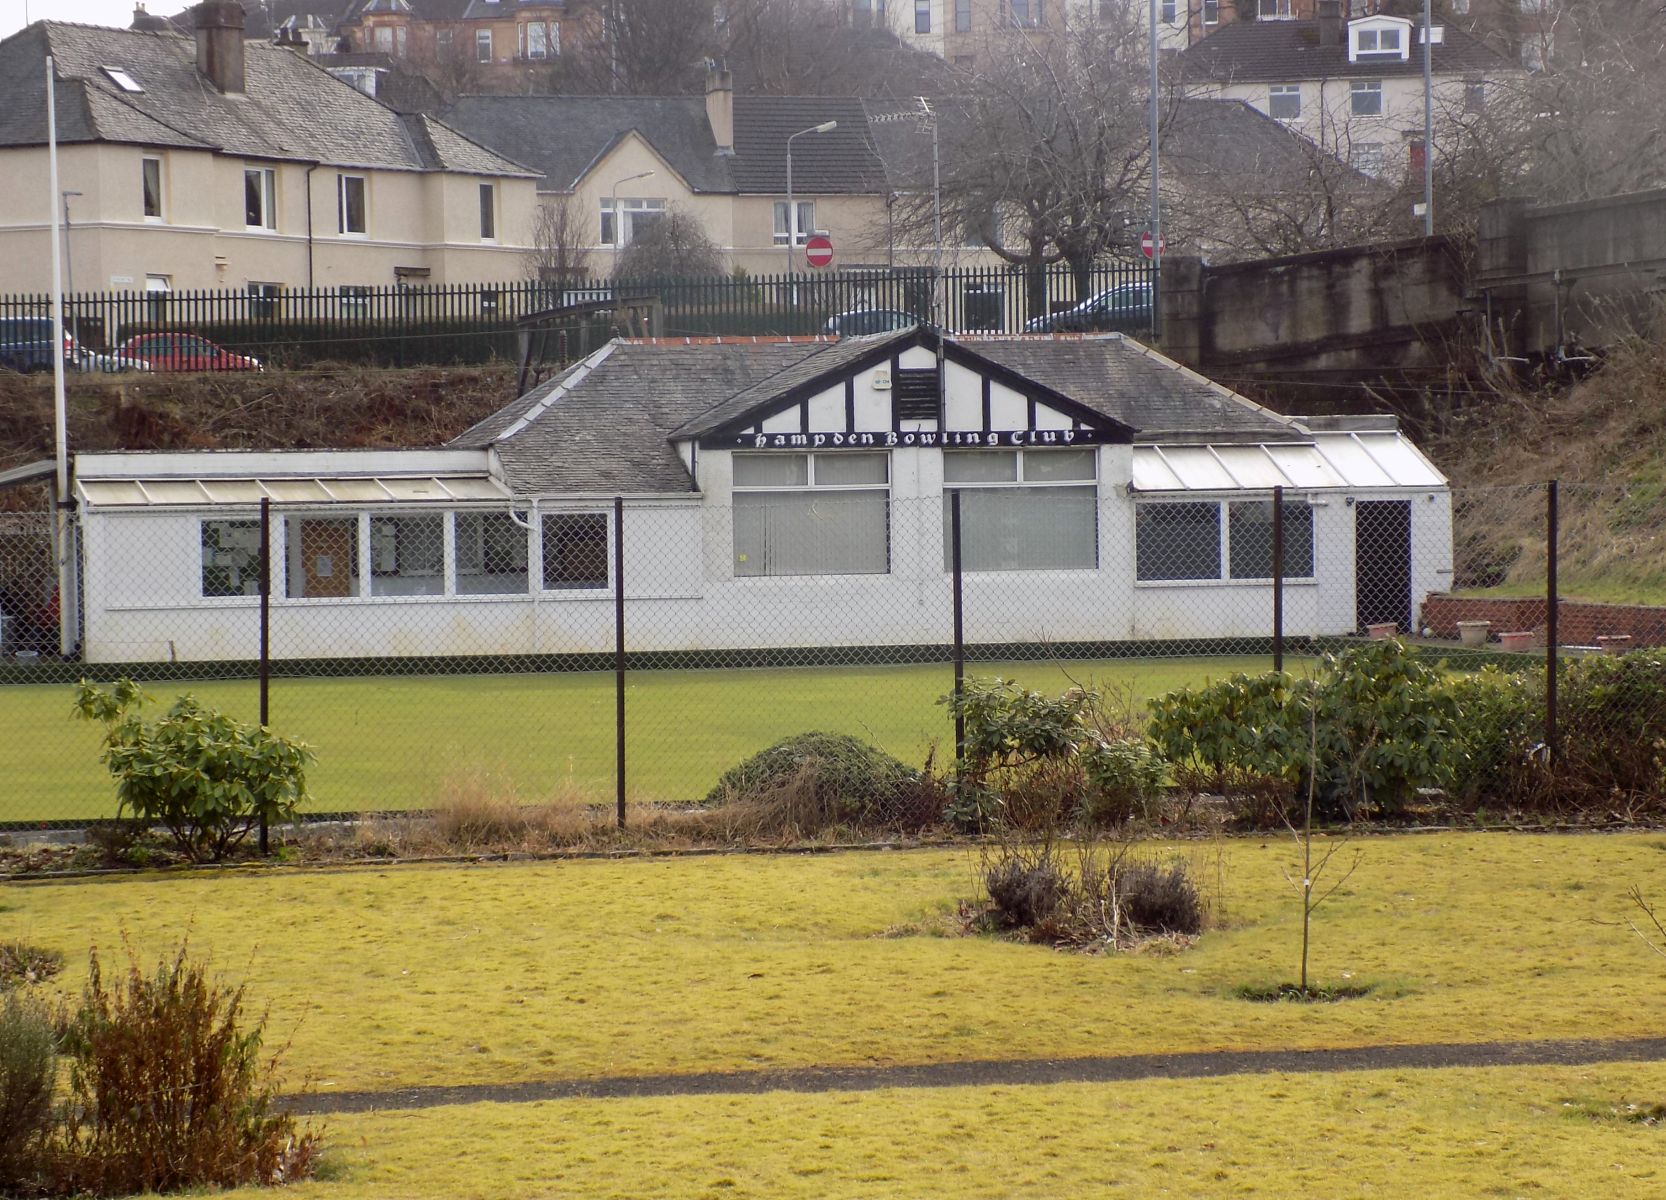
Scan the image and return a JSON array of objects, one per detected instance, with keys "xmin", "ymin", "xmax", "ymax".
[
  {"xmin": 1596, "ymin": 634, "xmax": 1634, "ymax": 657},
  {"xmin": 1457, "ymin": 620, "xmax": 1491, "ymax": 648},
  {"xmin": 1366, "ymin": 622, "xmax": 1397, "ymax": 640},
  {"xmin": 1497, "ymin": 630, "xmax": 1536, "ymax": 653}
]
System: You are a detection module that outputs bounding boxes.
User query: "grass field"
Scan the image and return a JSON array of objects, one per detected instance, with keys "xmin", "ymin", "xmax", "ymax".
[{"xmin": 0, "ymin": 654, "xmax": 1282, "ymax": 823}]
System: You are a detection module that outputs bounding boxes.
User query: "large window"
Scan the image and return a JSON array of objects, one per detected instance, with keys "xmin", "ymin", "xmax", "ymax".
[
  {"xmin": 455, "ymin": 511, "xmax": 529, "ymax": 594},
  {"xmin": 542, "ymin": 513, "xmax": 610, "ymax": 590},
  {"xmin": 915, "ymin": 0, "xmax": 931, "ymax": 32},
  {"xmin": 943, "ymin": 448, "xmax": 1098, "ymax": 572},
  {"xmin": 1135, "ymin": 499, "xmax": 1314, "ymax": 582},
  {"xmin": 200, "ymin": 519, "xmax": 261, "ymax": 597},
  {"xmin": 476, "ymin": 28, "xmax": 493, "ymax": 61},
  {"xmin": 1350, "ymin": 79, "xmax": 1384, "ymax": 116},
  {"xmin": 1258, "ymin": 0, "xmax": 1291, "ymax": 15},
  {"xmin": 370, "ymin": 514, "xmax": 444, "ymax": 596},
  {"xmin": 955, "ymin": 0, "xmax": 971, "ymax": 31},
  {"xmin": 338, "ymin": 174, "xmax": 367, "ymax": 236},
  {"xmin": 285, "ymin": 516, "xmax": 359, "ymax": 598},
  {"xmin": 600, "ymin": 196, "xmax": 665, "ymax": 246},
  {"xmin": 1268, "ymin": 84, "xmax": 1301, "ymax": 120},
  {"xmin": 732, "ymin": 452, "xmax": 889, "ymax": 577},
  {"xmin": 142, "ymin": 157, "xmax": 163, "ymax": 221},
  {"xmin": 1006, "ymin": 0, "xmax": 1042, "ymax": 27},
  {"xmin": 524, "ymin": 21, "xmax": 551, "ymax": 58},
  {"xmin": 772, "ymin": 200, "xmax": 817, "ymax": 246},
  {"xmin": 244, "ymin": 167, "xmax": 276, "ymax": 230}
]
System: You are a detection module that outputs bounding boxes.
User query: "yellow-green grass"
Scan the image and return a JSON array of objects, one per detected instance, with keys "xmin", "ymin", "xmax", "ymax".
[
  {"xmin": 0, "ymin": 654, "xmax": 1282, "ymax": 822},
  {"xmin": 8, "ymin": 835, "xmax": 1666, "ymax": 1096},
  {"xmin": 141, "ymin": 1063, "xmax": 1666, "ymax": 1198}
]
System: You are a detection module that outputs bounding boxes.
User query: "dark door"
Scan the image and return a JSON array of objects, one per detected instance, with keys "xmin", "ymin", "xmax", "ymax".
[{"xmin": 1355, "ymin": 500, "xmax": 1412, "ymax": 634}]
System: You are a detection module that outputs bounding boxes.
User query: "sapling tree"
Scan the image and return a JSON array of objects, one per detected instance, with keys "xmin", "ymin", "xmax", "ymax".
[{"xmin": 1283, "ymin": 707, "xmax": 1361, "ymax": 996}]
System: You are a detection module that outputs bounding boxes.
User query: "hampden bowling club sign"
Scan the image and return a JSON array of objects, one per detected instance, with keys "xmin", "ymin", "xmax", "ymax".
[{"xmin": 706, "ymin": 428, "xmax": 1123, "ymax": 450}]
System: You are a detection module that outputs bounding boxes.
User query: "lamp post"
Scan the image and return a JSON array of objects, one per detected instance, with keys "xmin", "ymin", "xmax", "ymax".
[
  {"xmin": 61, "ymin": 190, "xmax": 81, "ymax": 352},
  {"xmin": 870, "ymin": 100, "xmax": 940, "ymax": 326},
  {"xmin": 609, "ymin": 169, "xmax": 655, "ymax": 275},
  {"xmin": 785, "ymin": 120, "xmax": 837, "ymax": 278},
  {"xmin": 1422, "ymin": 0, "xmax": 1434, "ymax": 236},
  {"xmin": 1148, "ymin": 0, "xmax": 1162, "ymax": 340}
]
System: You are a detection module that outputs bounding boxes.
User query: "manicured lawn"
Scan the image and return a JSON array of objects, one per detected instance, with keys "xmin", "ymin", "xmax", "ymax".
[{"xmin": 0, "ymin": 654, "xmax": 1282, "ymax": 822}]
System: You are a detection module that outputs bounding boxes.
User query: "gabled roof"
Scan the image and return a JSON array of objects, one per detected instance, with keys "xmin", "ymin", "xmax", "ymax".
[
  {"xmin": 1178, "ymin": 18, "xmax": 1512, "ymax": 84},
  {"xmin": 439, "ymin": 93, "xmax": 888, "ymax": 195},
  {"xmin": 0, "ymin": 21, "xmax": 535, "ymax": 177}
]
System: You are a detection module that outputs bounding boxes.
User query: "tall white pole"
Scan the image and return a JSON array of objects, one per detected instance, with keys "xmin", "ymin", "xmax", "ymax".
[
  {"xmin": 1149, "ymin": 0, "xmax": 1162, "ymax": 339},
  {"xmin": 47, "ymin": 56, "xmax": 76, "ymax": 658},
  {"xmin": 1422, "ymin": 0, "xmax": 1434, "ymax": 236}
]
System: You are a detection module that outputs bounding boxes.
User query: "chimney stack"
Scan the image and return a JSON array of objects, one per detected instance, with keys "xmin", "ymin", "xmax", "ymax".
[
  {"xmin": 705, "ymin": 64, "xmax": 735, "ymax": 156},
  {"xmin": 193, "ymin": 1, "xmax": 246, "ymax": 94},
  {"xmin": 1317, "ymin": 0, "xmax": 1343, "ymax": 46}
]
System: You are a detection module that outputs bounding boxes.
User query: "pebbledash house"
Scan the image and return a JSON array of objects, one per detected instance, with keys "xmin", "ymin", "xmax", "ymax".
[{"xmin": 67, "ymin": 329, "xmax": 1452, "ymax": 664}]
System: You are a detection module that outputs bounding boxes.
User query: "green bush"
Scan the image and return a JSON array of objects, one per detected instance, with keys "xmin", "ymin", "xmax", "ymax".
[
  {"xmin": 0, "ymin": 990, "xmax": 57, "ymax": 1195},
  {"xmin": 1440, "ymin": 667, "xmax": 1547, "ymax": 809},
  {"xmin": 1557, "ymin": 650, "xmax": 1666, "ymax": 806},
  {"xmin": 704, "ymin": 731, "xmax": 921, "ymax": 825},
  {"xmin": 73, "ymin": 679, "xmax": 313, "ymax": 862},
  {"xmin": 1080, "ymin": 736, "xmax": 1169, "ymax": 826}
]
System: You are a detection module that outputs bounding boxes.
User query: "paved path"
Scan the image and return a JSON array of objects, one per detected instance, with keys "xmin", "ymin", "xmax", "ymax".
[{"xmin": 287, "ymin": 1035, "xmax": 1666, "ymax": 1116}]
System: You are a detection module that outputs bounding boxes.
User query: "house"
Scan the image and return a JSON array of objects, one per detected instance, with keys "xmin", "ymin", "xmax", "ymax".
[
  {"xmin": 334, "ymin": 0, "xmax": 596, "ymax": 90},
  {"xmin": 440, "ymin": 71, "xmax": 907, "ymax": 277},
  {"xmin": 1177, "ymin": 0, "xmax": 1515, "ymax": 184},
  {"xmin": 0, "ymin": 4, "xmax": 541, "ymax": 295},
  {"xmin": 67, "ymin": 330, "xmax": 1451, "ymax": 664}
]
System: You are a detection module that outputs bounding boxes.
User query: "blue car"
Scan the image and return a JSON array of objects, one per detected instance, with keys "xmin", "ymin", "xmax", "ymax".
[{"xmin": 1025, "ymin": 283, "xmax": 1152, "ymax": 334}]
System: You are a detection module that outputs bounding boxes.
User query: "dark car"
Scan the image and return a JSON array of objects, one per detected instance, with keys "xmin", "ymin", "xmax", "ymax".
[
  {"xmin": 824, "ymin": 309, "xmax": 931, "ymax": 336},
  {"xmin": 0, "ymin": 317, "xmax": 67, "ymax": 373},
  {"xmin": 118, "ymin": 333, "xmax": 262, "ymax": 372},
  {"xmin": 1025, "ymin": 283, "xmax": 1152, "ymax": 334}
]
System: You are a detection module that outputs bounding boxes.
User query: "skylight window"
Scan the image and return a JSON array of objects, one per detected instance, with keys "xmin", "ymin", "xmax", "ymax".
[{"xmin": 101, "ymin": 66, "xmax": 144, "ymax": 93}]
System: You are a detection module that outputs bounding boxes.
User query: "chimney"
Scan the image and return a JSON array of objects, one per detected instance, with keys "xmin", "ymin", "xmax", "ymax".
[
  {"xmin": 705, "ymin": 65, "xmax": 735, "ymax": 156},
  {"xmin": 1317, "ymin": 0, "xmax": 1343, "ymax": 46},
  {"xmin": 193, "ymin": 1, "xmax": 246, "ymax": 94}
]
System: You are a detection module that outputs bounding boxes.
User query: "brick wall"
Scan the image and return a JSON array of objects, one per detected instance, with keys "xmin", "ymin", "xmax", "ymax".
[{"xmin": 1420, "ymin": 594, "xmax": 1666, "ymax": 647}]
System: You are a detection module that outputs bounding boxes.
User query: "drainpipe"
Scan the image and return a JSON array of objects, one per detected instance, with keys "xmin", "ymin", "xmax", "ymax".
[{"xmin": 305, "ymin": 162, "xmax": 319, "ymax": 287}]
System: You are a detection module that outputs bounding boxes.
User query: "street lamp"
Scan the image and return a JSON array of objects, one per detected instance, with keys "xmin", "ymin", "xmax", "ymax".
[
  {"xmin": 785, "ymin": 120, "xmax": 837, "ymax": 277},
  {"xmin": 870, "ymin": 100, "xmax": 940, "ymax": 327},
  {"xmin": 609, "ymin": 169, "xmax": 655, "ymax": 274}
]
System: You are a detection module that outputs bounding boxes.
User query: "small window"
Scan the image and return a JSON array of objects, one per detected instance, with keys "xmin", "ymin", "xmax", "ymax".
[
  {"xmin": 1350, "ymin": 79, "xmax": 1384, "ymax": 116},
  {"xmin": 479, "ymin": 183, "xmax": 496, "ymax": 241},
  {"xmin": 1268, "ymin": 84, "xmax": 1301, "ymax": 120},
  {"xmin": 101, "ymin": 66, "xmax": 144, "ymax": 93},
  {"xmin": 1007, "ymin": 0, "xmax": 1042, "ymax": 27},
  {"xmin": 142, "ymin": 157, "xmax": 163, "ymax": 220},
  {"xmin": 244, "ymin": 167, "xmax": 277, "ymax": 230},
  {"xmin": 915, "ymin": 0, "xmax": 931, "ymax": 32},
  {"xmin": 1203, "ymin": 0, "xmax": 1219, "ymax": 23},
  {"xmin": 338, "ymin": 174, "xmax": 367, "ymax": 236},
  {"xmin": 339, "ymin": 284, "xmax": 374, "ymax": 315},
  {"xmin": 476, "ymin": 28, "xmax": 492, "ymax": 61},
  {"xmin": 1354, "ymin": 26, "xmax": 1404, "ymax": 59},
  {"xmin": 955, "ymin": 0, "xmax": 971, "ymax": 29},
  {"xmin": 201, "ymin": 519, "xmax": 262, "ymax": 597},
  {"xmin": 1227, "ymin": 500, "xmax": 1314, "ymax": 579},
  {"xmin": 525, "ymin": 21, "xmax": 549, "ymax": 58},
  {"xmin": 1349, "ymin": 142, "xmax": 1386, "ymax": 176},
  {"xmin": 455, "ymin": 511, "xmax": 529, "ymax": 594},
  {"xmin": 1465, "ymin": 78, "xmax": 1486, "ymax": 112},
  {"xmin": 248, "ymin": 281, "xmax": 282, "ymax": 319},
  {"xmin": 1135, "ymin": 502, "xmax": 1220, "ymax": 581},
  {"xmin": 370, "ymin": 514, "xmax": 444, "ymax": 596},
  {"xmin": 542, "ymin": 513, "xmax": 610, "ymax": 590},
  {"xmin": 1160, "ymin": 0, "xmax": 1176, "ymax": 20},
  {"xmin": 772, "ymin": 200, "xmax": 816, "ymax": 246},
  {"xmin": 1257, "ymin": 0, "xmax": 1291, "ymax": 16}
]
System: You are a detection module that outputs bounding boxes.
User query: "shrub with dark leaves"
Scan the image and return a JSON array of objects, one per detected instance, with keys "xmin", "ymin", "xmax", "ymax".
[
  {"xmin": 1111, "ymin": 859, "xmax": 1203, "ymax": 936},
  {"xmin": 983, "ymin": 857, "xmax": 1068, "ymax": 929}
]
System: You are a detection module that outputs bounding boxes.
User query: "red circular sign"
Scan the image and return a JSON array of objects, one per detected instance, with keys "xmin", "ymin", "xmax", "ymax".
[
  {"xmin": 805, "ymin": 234, "xmax": 834, "ymax": 268},
  {"xmin": 1140, "ymin": 230, "xmax": 1167, "ymax": 260}
]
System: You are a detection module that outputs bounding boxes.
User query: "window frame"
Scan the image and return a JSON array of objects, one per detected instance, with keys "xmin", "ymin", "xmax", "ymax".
[
  {"xmin": 453, "ymin": 509, "xmax": 531, "ymax": 596},
  {"xmin": 244, "ymin": 166, "xmax": 277, "ymax": 231},
  {"xmin": 369, "ymin": 512, "xmax": 446, "ymax": 597},
  {"xmin": 142, "ymin": 156, "xmax": 164, "ymax": 221},
  {"xmin": 955, "ymin": 0, "xmax": 971, "ymax": 31},
  {"xmin": 599, "ymin": 196, "xmax": 665, "ymax": 247},
  {"xmin": 478, "ymin": 182, "xmax": 496, "ymax": 242},
  {"xmin": 772, "ymin": 199, "xmax": 817, "ymax": 246},
  {"xmin": 338, "ymin": 173, "xmax": 368, "ymax": 237},
  {"xmin": 476, "ymin": 28, "xmax": 493, "ymax": 62},
  {"xmin": 731, "ymin": 450, "xmax": 892, "ymax": 579},
  {"xmin": 540, "ymin": 511, "xmax": 612, "ymax": 592},
  {"xmin": 1267, "ymin": 83, "xmax": 1301, "ymax": 120},
  {"xmin": 915, "ymin": 0, "xmax": 931, "ymax": 33},
  {"xmin": 1349, "ymin": 79, "xmax": 1385, "ymax": 117},
  {"xmin": 1134, "ymin": 497, "xmax": 1317, "ymax": 584},
  {"xmin": 199, "ymin": 518, "xmax": 263, "ymax": 598},
  {"xmin": 942, "ymin": 448, "xmax": 1100, "ymax": 573}
]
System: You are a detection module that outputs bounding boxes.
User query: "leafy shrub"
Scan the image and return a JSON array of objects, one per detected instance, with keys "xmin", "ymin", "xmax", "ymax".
[
  {"xmin": 983, "ymin": 855, "xmax": 1067, "ymax": 930},
  {"xmin": 705, "ymin": 732, "xmax": 922, "ymax": 826},
  {"xmin": 1108, "ymin": 858, "xmax": 1204, "ymax": 936},
  {"xmin": 1081, "ymin": 737, "xmax": 1169, "ymax": 826},
  {"xmin": 1557, "ymin": 649, "xmax": 1666, "ymax": 807},
  {"xmin": 0, "ymin": 990, "xmax": 57, "ymax": 1195},
  {"xmin": 1440, "ymin": 667, "xmax": 1547, "ymax": 809},
  {"xmin": 56, "ymin": 943, "xmax": 318, "ymax": 1196},
  {"xmin": 74, "ymin": 679, "xmax": 313, "ymax": 862}
]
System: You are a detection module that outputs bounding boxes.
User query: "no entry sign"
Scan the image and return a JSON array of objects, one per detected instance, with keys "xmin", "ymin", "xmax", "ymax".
[
  {"xmin": 1140, "ymin": 230, "xmax": 1166, "ymax": 260},
  {"xmin": 805, "ymin": 234, "xmax": 834, "ymax": 268}
]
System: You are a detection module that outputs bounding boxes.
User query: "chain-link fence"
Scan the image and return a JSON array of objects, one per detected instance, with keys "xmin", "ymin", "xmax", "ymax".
[{"xmin": 7, "ymin": 480, "xmax": 1666, "ymax": 827}]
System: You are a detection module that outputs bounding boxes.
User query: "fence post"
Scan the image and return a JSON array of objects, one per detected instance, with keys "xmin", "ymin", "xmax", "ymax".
[
  {"xmin": 614, "ymin": 495, "xmax": 627, "ymax": 830},
  {"xmin": 1272, "ymin": 485, "xmax": 1284, "ymax": 674},
  {"xmin": 1546, "ymin": 479, "xmax": 1559, "ymax": 765},
  {"xmin": 258, "ymin": 496, "xmax": 271, "ymax": 856},
  {"xmin": 951, "ymin": 490, "xmax": 965, "ymax": 762}
]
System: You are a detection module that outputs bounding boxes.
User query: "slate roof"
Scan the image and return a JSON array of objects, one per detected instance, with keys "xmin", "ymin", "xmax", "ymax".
[
  {"xmin": 1178, "ymin": 18, "xmax": 1513, "ymax": 84},
  {"xmin": 453, "ymin": 333, "xmax": 1299, "ymax": 495},
  {"xmin": 136, "ymin": 1, "xmax": 348, "ymax": 37},
  {"xmin": 0, "ymin": 21, "xmax": 535, "ymax": 177},
  {"xmin": 439, "ymin": 94, "xmax": 888, "ymax": 195}
]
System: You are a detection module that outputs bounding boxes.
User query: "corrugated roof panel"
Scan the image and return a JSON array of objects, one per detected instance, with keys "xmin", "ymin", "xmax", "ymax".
[
  {"xmin": 1345, "ymin": 433, "xmax": 1447, "ymax": 487},
  {"xmin": 77, "ymin": 475, "xmax": 509, "ymax": 506},
  {"xmin": 1132, "ymin": 436, "xmax": 1444, "ymax": 493},
  {"xmin": 138, "ymin": 480, "xmax": 211, "ymax": 504},
  {"xmin": 1207, "ymin": 445, "xmax": 1292, "ymax": 489},
  {"xmin": 263, "ymin": 479, "xmax": 333, "ymax": 502},
  {"xmin": 436, "ymin": 477, "xmax": 514, "ymax": 499},
  {"xmin": 317, "ymin": 479, "xmax": 395, "ymax": 502},
  {"xmin": 1264, "ymin": 444, "xmax": 1347, "ymax": 489},
  {"xmin": 1156, "ymin": 446, "xmax": 1238, "ymax": 490},
  {"xmin": 78, "ymin": 480, "xmax": 147, "ymax": 505},
  {"xmin": 1309, "ymin": 437, "xmax": 1395, "ymax": 488},
  {"xmin": 200, "ymin": 480, "xmax": 270, "ymax": 504},
  {"xmin": 1131, "ymin": 451, "xmax": 1184, "ymax": 491}
]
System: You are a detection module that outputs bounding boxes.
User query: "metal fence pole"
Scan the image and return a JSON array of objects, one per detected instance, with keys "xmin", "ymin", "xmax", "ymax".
[
  {"xmin": 951, "ymin": 490, "xmax": 965, "ymax": 761},
  {"xmin": 1546, "ymin": 479, "xmax": 1559, "ymax": 765},
  {"xmin": 1272, "ymin": 484, "xmax": 1285, "ymax": 674},
  {"xmin": 614, "ymin": 495, "xmax": 627, "ymax": 830},
  {"xmin": 258, "ymin": 496, "xmax": 271, "ymax": 856}
]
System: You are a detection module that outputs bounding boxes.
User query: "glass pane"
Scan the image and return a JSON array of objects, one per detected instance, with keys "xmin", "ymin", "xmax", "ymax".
[
  {"xmin": 142, "ymin": 159, "xmax": 161, "ymax": 217},
  {"xmin": 1228, "ymin": 501, "xmax": 1314, "ymax": 579},
  {"xmin": 542, "ymin": 513, "xmax": 610, "ymax": 590},
  {"xmin": 455, "ymin": 511, "xmax": 528, "ymax": 594},
  {"xmin": 813, "ymin": 452, "xmax": 888, "ymax": 486},
  {"xmin": 943, "ymin": 486, "xmax": 1097, "ymax": 571},
  {"xmin": 1135, "ymin": 502, "xmax": 1220, "ymax": 581},
  {"xmin": 284, "ymin": 516, "xmax": 359, "ymax": 598},
  {"xmin": 733, "ymin": 491, "xmax": 889, "ymax": 577},
  {"xmin": 943, "ymin": 451, "xmax": 1018, "ymax": 483},
  {"xmin": 201, "ymin": 519, "xmax": 261, "ymax": 597},
  {"xmin": 244, "ymin": 171, "xmax": 262, "ymax": 226},
  {"xmin": 733, "ymin": 453, "xmax": 808, "ymax": 487},
  {"xmin": 1022, "ymin": 448, "xmax": 1096, "ymax": 481},
  {"xmin": 370, "ymin": 514, "xmax": 444, "ymax": 596}
]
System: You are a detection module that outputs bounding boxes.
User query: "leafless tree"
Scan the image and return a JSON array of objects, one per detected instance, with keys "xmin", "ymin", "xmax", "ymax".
[
  {"xmin": 526, "ymin": 193, "xmax": 594, "ymax": 283},
  {"xmin": 613, "ymin": 204, "xmax": 724, "ymax": 278}
]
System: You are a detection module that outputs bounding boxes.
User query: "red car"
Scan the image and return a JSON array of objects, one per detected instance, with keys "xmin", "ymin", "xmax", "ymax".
[{"xmin": 117, "ymin": 333, "xmax": 262, "ymax": 372}]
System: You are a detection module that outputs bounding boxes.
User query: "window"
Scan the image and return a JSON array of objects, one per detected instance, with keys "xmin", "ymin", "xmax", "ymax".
[
  {"xmin": 1258, "ymin": 0, "xmax": 1291, "ymax": 16},
  {"xmin": 1268, "ymin": 84, "xmax": 1301, "ymax": 120},
  {"xmin": 851, "ymin": 0, "xmax": 886, "ymax": 29},
  {"xmin": 201, "ymin": 519, "xmax": 261, "ymax": 597},
  {"xmin": 374, "ymin": 24, "xmax": 407, "ymax": 55},
  {"xmin": 1203, "ymin": 0, "xmax": 1218, "ymax": 23},
  {"xmin": 476, "ymin": 28, "xmax": 493, "ymax": 61},
  {"xmin": 915, "ymin": 0, "xmax": 931, "ymax": 32},
  {"xmin": 285, "ymin": 515, "xmax": 359, "ymax": 599},
  {"xmin": 1134, "ymin": 499, "xmax": 1314, "ymax": 581},
  {"xmin": 1464, "ymin": 78, "xmax": 1486, "ymax": 112},
  {"xmin": 943, "ymin": 449, "xmax": 1097, "ymax": 572},
  {"xmin": 542, "ymin": 513, "xmax": 610, "ymax": 590},
  {"xmin": 480, "ymin": 289, "xmax": 500, "ymax": 314},
  {"xmin": 955, "ymin": 0, "xmax": 971, "ymax": 29},
  {"xmin": 248, "ymin": 281, "xmax": 282, "ymax": 319},
  {"xmin": 1450, "ymin": 0, "xmax": 1468, "ymax": 11},
  {"xmin": 1007, "ymin": 0, "xmax": 1042, "ymax": 27},
  {"xmin": 455, "ymin": 511, "xmax": 529, "ymax": 594},
  {"xmin": 524, "ymin": 21, "xmax": 550, "ymax": 57},
  {"xmin": 339, "ymin": 284, "xmax": 374, "ymax": 315},
  {"xmin": 101, "ymin": 65, "xmax": 143, "ymax": 93},
  {"xmin": 1521, "ymin": 35, "xmax": 1548, "ymax": 71},
  {"xmin": 437, "ymin": 28, "xmax": 453, "ymax": 48},
  {"xmin": 772, "ymin": 200, "xmax": 817, "ymax": 246},
  {"xmin": 732, "ymin": 452, "xmax": 889, "ymax": 577},
  {"xmin": 1160, "ymin": 0, "xmax": 1176, "ymax": 20},
  {"xmin": 244, "ymin": 167, "xmax": 276, "ymax": 230},
  {"xmin": 600, "ymin": 196, "xmax": 665, "ymax": 246},
  {"xmin": 142, "ymin": 157, "xmax": 163, "ymax": 220},
  {"xmin": 1350, "ymin": 79, "xmax": 1384, "ymax": 116},
  {"xmin": 1349, "ymin": 142, "xmax": 1386, "ymax": 176},
  {"xmin": 479, "ymin": 183, "xmax": 496, "ymax": 241},
  {"xmin": 370, "ymin": 514, "xmax": 444, "ymax": 596},
  {"xmin": 338, "ymin": 173, "xmax": 367, "ymax": 236},
  {"xmin": 1353, "ymin": 25, "xmax": 1404, "ymax": 58}
]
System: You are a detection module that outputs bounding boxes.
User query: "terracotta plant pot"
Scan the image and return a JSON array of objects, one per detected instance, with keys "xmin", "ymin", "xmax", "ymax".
[
  {"xmin": 1497, "ymin": 630, "xmax": 1536, "ymax": 653},
  {"xmin": 1596, "ymin": 634, "xmax": 1634, "ymax": 657},
  {"xmin": 1366, "ymin": 622, "xmax": 1397, "ymax": 640},
  {"xmin": 1457, "ymin": 620, "xmax": 1491, "ymax": 648}
]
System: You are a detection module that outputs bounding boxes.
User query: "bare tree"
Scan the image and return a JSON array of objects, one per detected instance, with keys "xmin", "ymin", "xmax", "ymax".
[
  {"xmin": 526, "ymin": 193, "xmax": 594, "ymax": 284},
  {"xmin": 613, "ymin": 204, "xmax": 724, "ymax": 278}
]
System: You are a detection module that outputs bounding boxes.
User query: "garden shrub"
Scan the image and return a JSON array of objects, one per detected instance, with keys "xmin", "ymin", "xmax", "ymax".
[
  {"xmin": 56, "ymin": 943, "xmax": 318, "ymax": 1197},
  {"xmin": 73, "ymin": 679, "xmax": 313, "ymax": 863},
  {"xmin": 0, "ymin": 990, "xmax": 57, "ymax": 1195},
  {"xmin": 1557, "ymin": 649, "xmax": 1666, "ymax": 808},
  {"xmin": 1439, "ymin": 667, "xmax": 1547, "ymax": 809},
  {"xmin": 704, "ymin": 731, "xmax": 923, "ymax": 827},
  {"xmin": 1080, "ymin": 736, "xmax": 1169, "ymax": 826},
  {"xmin": 1108, "ymin": 858, "xmax": 1204, "ymax": 936},
  {"xmin": 983, "ymin": 855, "xmax": 1068, "ymax": 930}
]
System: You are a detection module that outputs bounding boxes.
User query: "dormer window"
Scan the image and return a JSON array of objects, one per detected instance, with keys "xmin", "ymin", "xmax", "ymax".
[
  {"xmin": 1350, "ymin": 19, "xmax": 1410, "ymax": 62},
  {"xmin": 101, "ymin": 66, "xmax": 144, "ymax": 93}
]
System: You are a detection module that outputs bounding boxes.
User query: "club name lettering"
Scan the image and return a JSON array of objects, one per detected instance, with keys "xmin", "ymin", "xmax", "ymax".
[{"xmin": 745, "ymin": 429, "xmax": 1094, "ymax": 450}]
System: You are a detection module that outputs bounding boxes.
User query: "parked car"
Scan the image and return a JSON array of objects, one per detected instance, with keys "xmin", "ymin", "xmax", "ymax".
[
  {"xmin": 117, "ymin": 333, "xmax": 262, "ymax": 372},
  {"xmin": 0, "ymin": 317, "xmax": 150, "ymax": 373},
  {"xmin": 824, "ymin": 309, "xmax": 932, "ymax": 336},
  {"xmin": 1024, "ymin": 283, "xmax": 1152, "ymax": 334}
]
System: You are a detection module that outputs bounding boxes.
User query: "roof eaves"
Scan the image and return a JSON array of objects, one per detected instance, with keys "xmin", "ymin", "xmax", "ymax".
[{"xmin": 572, "ymin": 127, "xmax": 710, "ymax": 194}]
